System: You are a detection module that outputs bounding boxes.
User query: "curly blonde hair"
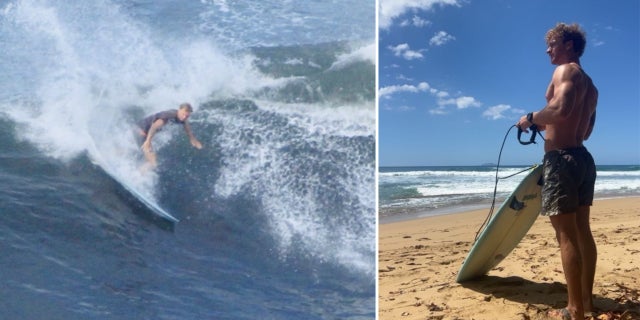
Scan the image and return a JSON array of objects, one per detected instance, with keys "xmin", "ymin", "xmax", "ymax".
[{"xmin": 545, "ymin": 23, "xmax": 587, "ymax": 58}]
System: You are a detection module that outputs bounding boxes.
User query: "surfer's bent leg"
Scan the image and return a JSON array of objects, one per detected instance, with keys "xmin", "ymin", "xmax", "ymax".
[{"xmin": 133, "ymin": 128, "xmax": 157, "ymax": 169}]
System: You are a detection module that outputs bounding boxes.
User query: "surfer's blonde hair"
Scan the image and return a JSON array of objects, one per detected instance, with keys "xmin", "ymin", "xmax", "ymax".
[
  {"xmin": 545, "ymin": 22, "xmax": 587, "ymax": 58},
  {"xmin": 179, "ymin": 103, "xmax": 193, "ymax": 113}
]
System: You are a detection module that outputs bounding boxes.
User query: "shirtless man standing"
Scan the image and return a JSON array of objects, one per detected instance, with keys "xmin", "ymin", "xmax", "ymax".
[{"xmin": 517, "ymin": 23, "xmax": 598, "ymax": 320}]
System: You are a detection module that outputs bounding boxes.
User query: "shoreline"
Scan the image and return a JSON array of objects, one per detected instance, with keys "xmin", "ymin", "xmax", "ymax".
[
  {"xmin": 378, "ymin": 196, "xmax": 640, "ymax": 319},
  {"xmin": 379, "ymin": 194, "xmax": 640, "ymax": 225}
]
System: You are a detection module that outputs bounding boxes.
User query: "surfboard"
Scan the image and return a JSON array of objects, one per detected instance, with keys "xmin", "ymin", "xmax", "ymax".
[
  {"xmin": 105, "ymin": 170, "xmax": 179, "ymax": 223},
  {"xmin": 456, "ymin": 165, "xmax": 543, "ymax": 282},
  {"xmin": 87, "ymin": 144, "xmax": 179, "ymax": 223}
]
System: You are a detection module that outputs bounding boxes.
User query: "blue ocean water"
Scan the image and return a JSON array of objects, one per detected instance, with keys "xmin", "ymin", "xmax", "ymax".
[
  {"xmin": 0, "ymin": 1, "xmax": 375, "ymax": 319},
  {"xmin": 379, "ymin": 165, "xmax": 640, "ymax": 223}
]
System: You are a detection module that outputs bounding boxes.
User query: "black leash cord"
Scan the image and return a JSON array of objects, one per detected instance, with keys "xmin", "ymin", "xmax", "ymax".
[
  {"xmin": 473, "ymin": 125, "xmax": 538, "ymax": 242},
  {"xmin": 517, "ymin": 124, "xmax": 546, "ymax": 145}
]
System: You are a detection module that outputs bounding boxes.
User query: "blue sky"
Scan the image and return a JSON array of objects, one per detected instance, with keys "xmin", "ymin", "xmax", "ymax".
[{"xmin": 378, "ymin": 0, "xmax": 640, "ymax": 166}]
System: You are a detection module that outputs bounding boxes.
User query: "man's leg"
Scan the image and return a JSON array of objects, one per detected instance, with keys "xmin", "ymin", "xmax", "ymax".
[
  {"xmin": 550, "ymin": 213, "xmax": 584, "ymax": 319},
  {"xmin": 142, "ymin": 149, "xmax": 157, "ymax": 170},
  {"xmin": 576, "ymin": 205, "xmax": 597, "ymax": 313}
]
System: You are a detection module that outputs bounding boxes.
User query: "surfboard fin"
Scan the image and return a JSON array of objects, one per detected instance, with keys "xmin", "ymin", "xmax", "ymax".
[{"xmin": 509, "ymin": 196, "xmax": 525, "ymax": 211}]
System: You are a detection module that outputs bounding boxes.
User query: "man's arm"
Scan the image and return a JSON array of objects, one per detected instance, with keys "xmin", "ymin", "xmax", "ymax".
[
  {"xmin": 530, "ymin": 64, "xmax": 579, "ymax": 126},
  {"xmin": 183, "ymin": 122, "xmax": 203, "ymax": 149},
  {"xmin": 583, "ymin": 110, "xmax": 596, "ymax": 141}
]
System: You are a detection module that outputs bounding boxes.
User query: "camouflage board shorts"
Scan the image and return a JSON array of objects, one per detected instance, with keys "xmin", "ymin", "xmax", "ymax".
[{"xmin": 541, "ymin": 146, "xmax": 596, "ymax": 216}]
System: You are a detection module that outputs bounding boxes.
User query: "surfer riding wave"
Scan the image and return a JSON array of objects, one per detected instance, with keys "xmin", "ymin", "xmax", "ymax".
[{"xmin": 136, "ymin": 103, "xmax": 203, "ymax": 169}]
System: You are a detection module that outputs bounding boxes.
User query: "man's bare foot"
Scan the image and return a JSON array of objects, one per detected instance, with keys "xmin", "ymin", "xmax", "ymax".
[{"xmin": 547, "ymin": 308, "xmax": 573, "ymax": 320}]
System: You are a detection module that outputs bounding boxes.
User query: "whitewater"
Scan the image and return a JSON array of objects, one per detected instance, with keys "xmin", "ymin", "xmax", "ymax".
[{"xmin": 0, "ymin": 0, "xmax": 376, "ymax": 319}]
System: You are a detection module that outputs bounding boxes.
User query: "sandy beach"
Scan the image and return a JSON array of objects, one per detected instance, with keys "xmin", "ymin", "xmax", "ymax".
[{"xmin": 378, "ymin": 197, "xmax": 640, "ymax": 320}]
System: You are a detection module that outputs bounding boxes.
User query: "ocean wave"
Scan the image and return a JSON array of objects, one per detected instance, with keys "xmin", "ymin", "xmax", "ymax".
[
  {"xmin": 380, "ymin": 166, "xmax": 640, "ymax": 221},
  {"xmin": 1, "ymin": 0, "xmax": 375, "ymax": 283}
]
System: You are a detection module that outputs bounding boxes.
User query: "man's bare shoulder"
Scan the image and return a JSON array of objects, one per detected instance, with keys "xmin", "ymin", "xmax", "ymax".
[
  {"xmin": 553, "ymin": 63, "xmax": 596, "ymax": 92},
  {"xmin": 553, "ymin": 63, "xmax": 582, "ymax": 79}
]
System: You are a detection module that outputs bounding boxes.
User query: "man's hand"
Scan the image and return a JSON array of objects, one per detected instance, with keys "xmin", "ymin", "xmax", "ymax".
[
  {"xmin": 191, "ymin": 138, "xmax": 203, "ymax": 149},
  {"xmin": 516, "ymin": 115, "xmax": 534, "ymax": 133}
]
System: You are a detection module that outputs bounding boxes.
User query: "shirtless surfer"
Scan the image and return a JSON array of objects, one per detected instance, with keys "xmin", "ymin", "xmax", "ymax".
[
  {"xmin": 516, "ymin": 23, "xmax": 598, "ymax": 320},
  {"xmin": 136, "ymin": 103, "xmax": 203, "ymax": 168}
]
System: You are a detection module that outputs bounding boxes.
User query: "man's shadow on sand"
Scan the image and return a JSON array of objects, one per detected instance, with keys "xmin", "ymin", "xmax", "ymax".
[{"xmin": 459, "ymin": 275, "xmax": 638, "ymax": 314}]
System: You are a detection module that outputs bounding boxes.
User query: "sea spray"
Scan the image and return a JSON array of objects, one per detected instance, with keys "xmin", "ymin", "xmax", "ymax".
[{"xmin": 1, "ymin": 0, "xmax": 375, "ymax": 277}]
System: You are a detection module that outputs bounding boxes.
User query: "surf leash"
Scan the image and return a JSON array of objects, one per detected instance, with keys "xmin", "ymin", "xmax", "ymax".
[
  {"xmin": 517, "ymin": 123, "xmax": 545, "ymax": 146},
  {"xmin": 473, "ymin": 124, "xmax": 543, "ymax": 242}
]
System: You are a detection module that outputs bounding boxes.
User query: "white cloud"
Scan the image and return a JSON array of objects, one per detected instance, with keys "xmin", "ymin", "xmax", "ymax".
[
  {"xmin": 429, "ymin": 31, "xmax": 456, "ymax": 46},
  {"xmin": 400, "ymin": 16, "xmax": 430, "ymax": 27},
  {"xmin": 483, "ymin": 104, "xmax": 511, "ymax": 120},
  {"xmin": 380, "ymin": 81, "xmax": 486, "ymax": 116},
  {"xmin": 417, "ymin": 82, "xmax": 430, "ymax": 91},
  {"xmin": 403, "ymin": 50, "xmax": 424, "ymax": 60},
  {"xmin": 429, "ymin": 106, "xmax": 448, "ymax": 115},
  {"xmin": 396, "ymin": 74, "xmax": 414, "ymax": 81},
  {"xmin": 388, "ymin": 43, "xmax": 423, "ymax": 60},
  {"xmin": 456, "ymin": 96, "xmax": 481, "ymax": 109},
  {"xmin": 379, "ymin": 82, "xmax": 431, "ymax": 98},
  {"xmin": 591, "ymin": 24, "xmax": 618, "ymax": 47},
  {"xmin": 415, "ymin": 16, "xmax": 430, "ymax": 27},
  {"xmin": 379, "ymin": 0, "xmax": 462, "ymax": 29},
  {"xmin": 389, "ymin": 43, "xmax": 409, "ymax": 55},
  {"xmin": 435, "ymin": 90, "xmax": 449, "ymax": 98},
  {"xmin": 412, "ymin": 15, "xmax": 430, "ymax": 27},
  {"xmin": 438, "ymin": 96, "xmax": 481, "ymax": 109},
  {"xmin": 381, "ymin": 104, "xmax": 417, "ymax": 112},
  {"xmin": 428, "ymin": 96, "xmax": 479, "ymax": 115},
  {"xmin": 482, "ymin": 104, "xmax": 525, "ymax": 120}
]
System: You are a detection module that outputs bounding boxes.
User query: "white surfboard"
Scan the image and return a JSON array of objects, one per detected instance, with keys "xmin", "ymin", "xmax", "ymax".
[
  {"xmin": 456, "ymin": 165, "xmax": 543, "ymax": 282},
  {"xmin": 105, "ymin": 170, "xmax": 179, "ymax": 223},
  {"xmin": 87, "ymin": 143, "xmax": 179, "ymax": 223}
]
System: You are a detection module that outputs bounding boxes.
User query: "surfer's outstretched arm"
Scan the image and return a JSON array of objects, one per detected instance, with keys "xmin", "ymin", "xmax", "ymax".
[{"xmin": 183, "ymin": 122, "xmax": 203, "ymax": 149}]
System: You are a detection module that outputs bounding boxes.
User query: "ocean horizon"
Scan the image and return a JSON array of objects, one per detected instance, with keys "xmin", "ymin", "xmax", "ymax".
[{"xmin": 379, "ymin": 164, "xmax": 640, "ymax": 223}]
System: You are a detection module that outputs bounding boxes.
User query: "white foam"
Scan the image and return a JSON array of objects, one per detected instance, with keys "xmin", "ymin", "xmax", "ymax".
[
  {"xmin": 204, "ymin": 97, "xmax": 375, "ymax": 276},
  {"xmin": 2, "ymin": 0, "xmax": 376, "ymax": 276},
  {"xmin": 329, "ymin": 42, "xmax": 376, "ymax": 71},
  {"xmin": 0, "ymin": 0, "xmax": 279, "ymax": 198}
]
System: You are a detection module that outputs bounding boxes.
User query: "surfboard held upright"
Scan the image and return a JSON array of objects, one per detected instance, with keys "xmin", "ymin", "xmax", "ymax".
[{"xmin": 456, "ymin": 165, "xmax": 543, "ymax": 282}]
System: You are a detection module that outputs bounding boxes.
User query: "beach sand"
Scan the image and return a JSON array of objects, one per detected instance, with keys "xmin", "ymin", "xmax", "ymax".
[{"xmin": 378, "ymin": 197, "xmax": 640, "ymax": 320}]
